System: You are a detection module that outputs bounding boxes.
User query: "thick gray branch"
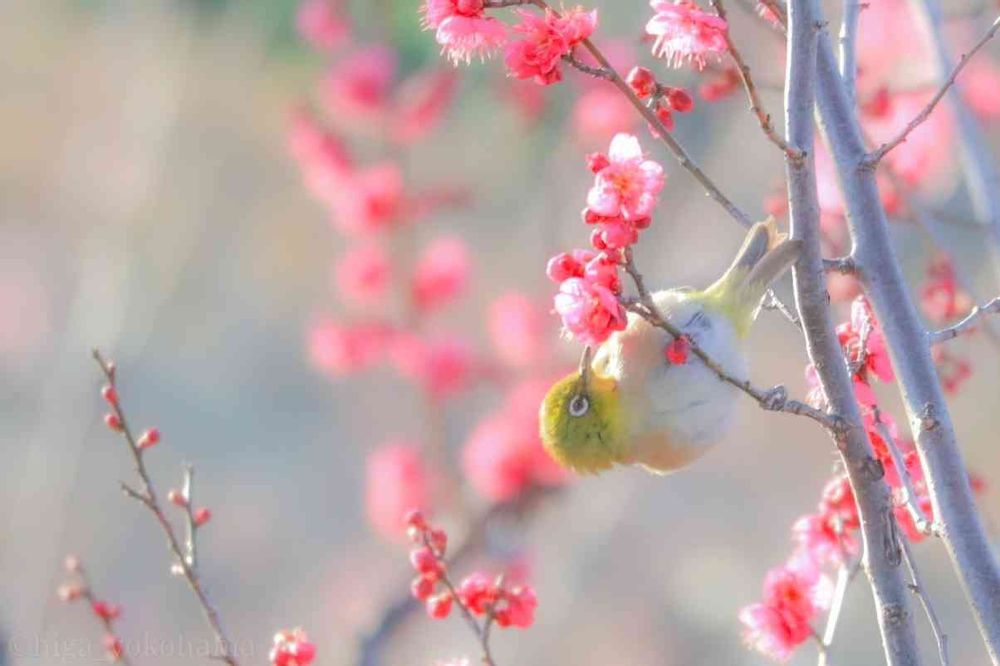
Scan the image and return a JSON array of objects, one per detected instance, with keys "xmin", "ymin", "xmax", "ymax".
[
  {"xmin": 784, "ymin": 2, "xmax": 923, "ymax": 664},
  {"xmin": 811, "ymin": 15, "xmax": 1000, "ymax": 663}
]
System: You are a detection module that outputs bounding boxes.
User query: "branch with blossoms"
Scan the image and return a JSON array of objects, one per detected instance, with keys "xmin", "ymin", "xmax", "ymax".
[{"xmin": 57, "ymin": 556, "xmax": 132, "ymax": 665}]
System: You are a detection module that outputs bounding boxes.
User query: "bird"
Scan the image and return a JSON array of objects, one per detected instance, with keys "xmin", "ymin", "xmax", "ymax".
[{"xmin": 539, "ymin": 220, "xmax": 802, "ymax": 475}]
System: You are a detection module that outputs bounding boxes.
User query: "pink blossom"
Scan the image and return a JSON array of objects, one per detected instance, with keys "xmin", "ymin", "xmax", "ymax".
[
  {"xmin": 328, "ymin": 162, "xmax": 405, "ymax": 235},
  {"xmin": 792, "ymin": 513, "xmax": 858, "ymax": 566},
  {"xmin": 843, "ymin": 296, "xmax": 894, "ymax": 382},
  {"xmin": 646, "ymin": 0, "xmax": 728, "ymax": 70},
  {"xmin": 961, "ymin": 58, "xmax": 1000, "ymax": 119},
  {"xmin": 270, "ymin": 628, "xmax": 316, "ymax": 666},
  {"xmin": 391, "ymin": 69, "xmax": 458, "ymax": 144},
  {"xmin": 334, "ymin": 243, "xmax": 392, "ymax": 306},
  {"xmin": 586, "ymin": 133, "xmax": 665, "ymax": 221},
  {"xmin": 392, "ymin": 334, "xmax": 475, "ymax": 399},
  {"xmin": 504, "ymin": 8, "xmax": 597, "ymax": 85},
  {"xmin": 545, "ymin": 249, "xmax": 596, "ymax": 283},
  {"xmin": 819, "ymin": 474, "xmax": 860, "ymax": 531},
  {"xmin": 487, "ymin": 292, "xmax": 547, "ymax": 368},
  {"xmin": 287, "ymin": 110, "xmax": 353, "ymax": 204},
  {"xmin": 920, "ymin": 254, "xmax": 972, "ymax": 324},
  {"xmin": 553, "ymin": 277, "xmax": 628, "ymax": 346},
  {"xmin": 933, "ymin": 347, "xmax": 972, "ymax": 395},
  {"xmin": 422, "ymin": 0, "xmax": 508, "ymax": 65},
  {"xmin": 308, "ymin": 318, "xmax": 390, "ymax": 376},
  {"xmin": 740, "ymin": 557, "xmax": 830, "ymax": 661},
  {"xmin": 321, "ymin": 45, "xmax": 397, "ymax": 123},
  {"xmin": 462, "ymin": 379, "xmax": 569, "ymax": 501},
  {"xmin": 365, "ymin": 441, "xmax": 431, "ymax": 539},
  {"xmin": 296, "ymin": 0, "xmax": 349, "ymax": 51},
  {"xmin": 572, "ymin": 85, "xmax": 638, "ymax": 143},
  {"xmin": 412, "ymin": 237, "xmax": 471, "ymax": 311}
]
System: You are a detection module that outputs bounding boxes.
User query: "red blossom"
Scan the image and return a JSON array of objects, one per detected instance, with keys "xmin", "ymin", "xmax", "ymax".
[
  {"xmin": 504, "ymin": 7, "xmax": 597, "ymax": 85},
  {"xmin": 270, "ymin": 628, "xmax": 316, "ymax": 666},
  {"xmin": 646, "ymin": 0, "xmax": 728, "ymax": 70}
]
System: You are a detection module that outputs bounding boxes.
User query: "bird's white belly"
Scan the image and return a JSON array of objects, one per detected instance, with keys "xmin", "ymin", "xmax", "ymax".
[{"xmin": 597, "ymin": 290, "xmax": 746, "ymax": 472}]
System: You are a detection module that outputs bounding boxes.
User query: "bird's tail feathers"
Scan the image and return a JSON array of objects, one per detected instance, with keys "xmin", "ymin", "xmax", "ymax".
[{"xmin": 705, "ymin": 218, "xmax": 802, "ymax": 336}]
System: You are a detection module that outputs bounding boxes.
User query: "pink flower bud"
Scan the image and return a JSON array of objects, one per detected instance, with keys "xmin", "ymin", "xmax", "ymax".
[
  {"xmin": 101, "ymin": 385, "xmax": 118, "ymax": 406},
  {"xmin": 626, "ymin": 66, "xmax": 657, "ymax": 99},
  {"xmin": 426, "ymin": 592, "xmax": 453, "ymax": 619},
  {"xmin": 167, "ymin": 489, "xmax": 188, "ymax": 507},
  {"xmin": 104, "ymin": 414, "xmax": 123, "ymax": 432},
  {"xmin": 137, "ymin": 428, "xmax": 160, "ymax": 450},
  {"xmin": 193, "ymin": 508, "xmax": 212, "ymax": 527}
]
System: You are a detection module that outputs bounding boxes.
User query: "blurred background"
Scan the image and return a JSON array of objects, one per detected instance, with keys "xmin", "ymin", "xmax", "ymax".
[{"xmin": 2, "ymin": 0, "xmax": 1000, "ymax": 664}]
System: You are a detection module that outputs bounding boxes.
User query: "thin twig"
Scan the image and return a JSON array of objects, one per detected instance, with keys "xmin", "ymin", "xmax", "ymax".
[
  {"xmin": 873, "ymin": 408, "xmax": 940, "ymax": 538},
  {"xmin": 72, "ymin": 565, "xmax": 136, "ymax": 666},
  {"xmin": 863, "ymin": 15, "xmax": 1000, "ymax": 166},
  {"xmin": 900, "ymin": 538, "xmax": 951, "ymax": 665},
  {"xmin": 92, "ymin": 350, "xmax": 239, "ymax": 666},
  {"xmin": 710, "ymin": 0, "xmax": 805, "ymax": 161},
  {"xmin": 817, "ymin": 556, "xmax": 863, "ymax": 666},
  {"xmin": 620, "ymin": 249, "xmax": 842, "ymax": 431},
  {"xmin": 928, "ymin": 297, "xmax": 1000, "ymax": 344}
]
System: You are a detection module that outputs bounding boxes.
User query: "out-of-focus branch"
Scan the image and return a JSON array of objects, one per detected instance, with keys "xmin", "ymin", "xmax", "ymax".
[
  {"xmin": 784, "ymin": 1, "xmax": 924, "ymax": 663},
  {"xmin": 92, "ymin": 350, "xmax": 239, "ymax": 666},
  {"xmin": 900, "ymin": 538, "xmax": 950, "ymax": 666},
  {"xmin": 874, "ymin": 409, "xmax": 939, "ymax": 537},
  {"xmin": 907, "ymin": 0, "xmax": 1000, "ymax": 289},
  {"xmin": 811, "ymin": 8, "xmax": 1000, "ymax": 660},
  {"xmin": 62, "ymin": 560, "xmax": 135, "ymax": 666},
  {"xmin": 709, "ymin": 0, "xmax": 805, "ymax": 161},
  {"xmin": 817, "ymin": 556, "xmax": 863, "ymax": 666},
  {"xmin": 928, "ymin": 297, "xmax": 1000, "ymax": 344},
  {"xmin": 620, "ymin": 250, "xmax": 840, "ymax": 430},
  {"xmin": 356, "ymin": 487, "xmax": 556, "ymax": 666},
  {"xmin": 863, "ymin": 14, "xmax": 1000, "ymax": 166}
]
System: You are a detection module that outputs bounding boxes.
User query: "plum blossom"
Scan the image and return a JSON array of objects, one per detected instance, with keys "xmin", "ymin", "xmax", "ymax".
[
  {"xmin": 586, "ymin": 133, "xmax": 665, "ymax": 221},
  {"xmin": 308, "ymin": 318, "xmax": 391, "ymax": 376},
  {"xmin": 334, "ymin": 243, "xmax": 391, "ymax": 306},
  {"xmin": 366, "ymin": 441, "xmax": 431, "ymax": 539},
  {"xmin": 391, "ymin": 334, "xmax": 475, "ymax": 398},
  {"xmin": 422, "ymin": 0, "xmax": 508, "ymax": 65},
  {"xmin": 391, "ymin": 69, "xmax": 458, "ymax": 144},
  {"xmin": 412, "ymin": 237, "xmax": 471, "ymax": 311},
  {"xmin": 646, "ymin": 0, "xmax": 728, "ymax": 70},
  {"xmin": 270, "ymin": 628, "xmax": 316, "ymax": 666},
  {"xmin": 553, "ymin": 277, "xmax": 627, "ymax": 346},
  {"xmin": 504, "ymin": 7, "xmax": 598, "ymax": 85},
  {"xmin": 487, "ymin": 292, "xmax": 547, "ymax": 368},
  {"xmin": 296, "ymin": 0, "xmax": 349, "ymax": 51},
  {"xmin": 321, "ymin": 45, "xmax": 397, "ymax": 123}
]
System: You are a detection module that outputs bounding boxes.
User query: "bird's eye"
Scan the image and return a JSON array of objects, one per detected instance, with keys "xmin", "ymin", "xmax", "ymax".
[{"xmin": 568, "ymin": 394, "xmax": 590, "ymax": 417}]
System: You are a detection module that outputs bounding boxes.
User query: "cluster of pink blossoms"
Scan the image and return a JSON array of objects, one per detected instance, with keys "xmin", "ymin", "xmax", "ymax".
[
  {"xmin": 645, "ymin": 0, "xmax": 728, "ymax": 70},
  {"xmin": 270, "ymin": 629, "xmax": 316, "ymax": 666},
  {"xmin": 405, "ymin": 511, "xmax": 538, "ymax": 628},
  {"xmin": 546, "ymin": 133, "xmax": 665, "ymax": 345}
]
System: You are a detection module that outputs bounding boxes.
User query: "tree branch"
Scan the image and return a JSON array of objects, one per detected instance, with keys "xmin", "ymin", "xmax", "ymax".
[
  {"xmin": 863, "ymin": 15, "xmax": 1000, "ymax": 166},
  {"xmin": 900, "ymin": 538, "xmax": 950, "ymax": 666},
  {"xmin": 838, "ymin": 0, "xmax": 863, "ymax": 105},
  {"xmin": 811, "ymin": 11, "xmax": 1000, "ymax": 661},
  {"xmin": 928, "ymin": 297, "xmax": 1000, "ymax": 344},
  {"xmin": 92, "ymin": 350, "xmax": 239, "ymax": 666},
  {"xmin": 709, "ymin": 0, "xmax": 805, "ymax": 161},
  {"xmin": 784, "ymin": 2, "xmax": 924, "ymax": 663}
]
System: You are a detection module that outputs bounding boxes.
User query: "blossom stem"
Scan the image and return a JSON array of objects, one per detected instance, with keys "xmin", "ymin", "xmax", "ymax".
[
  {"xmin": 900, "ymin": 538, "xmax": 951, "ymax": 666},
  {"xmin": 73, "ymin": 565, "xmax": 136, "ymax": 666},
  {"xmin": 709, "ymin": 0, "xmax": 805, "ymax": 162},
  {"xmin": 783, "ymin": 1, "xmax": 925, "ymax": 664},
  {"xmin": 928, "ymin": 296, "xmax": 1000, "ymax": 344},
  {"xmin": 92, "ymin": 350, "xmax": 239, "ymax": 666},
  {"xmin": 873, "ymin": 409, "xmax": 939, "ymax": 537},
  {"xmin": 620, "ymin": 249, "xmax": 840, "ymax": 430},
  {"xmin": 863, "ymin": 15, "xmax": 1000, "ymax": 167}
]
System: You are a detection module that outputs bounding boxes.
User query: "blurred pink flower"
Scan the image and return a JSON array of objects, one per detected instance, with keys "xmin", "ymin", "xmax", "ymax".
[
  {"xmin": 287, "ymin": 110, "xmax": 352, "ymax": 204},
  {"xmin": 412, "ymin": 237, "xmax": 471, "ymax": 311},
  {"xmin": 321, "ymin": 45, "xmax": 397, "ymax": 122},
  {"xmin": 391, "ymin": 69, "xmax": 459, "ymax": 144},
  {"xmin": 646, "ymin": 0, "xmax": 728, "ymax": 70},
  {"xmin": 586, "ymin": 133, "xmax": 665, "ymax": 221},
  {"xmin": 307, "ymin": 318, "xmax": 390, "ymax": 376},
  {"xmin": 462, "ymin": 379, "xmax": 569, "ymax": 501},
  {"xmin": 296, "ymin": 0, "xmax": 349, "ymax": 51},
  {"xmin": 365, "ymin": 441, "xmax": 431, "ymax": 539},
  {"xmin": 961, "ymin": 58, "xmax": 1000, "ymax": 119},
  {"xmin": 504, "ymin": 8, "xmax": 597, "ymax": 85},
  {"xmin": 392, "ymin": 334, "xmax": 475, "ymax": 399},
  {"xmin": 270, "ymin": 628, "xmax": 316, "ymax": 666},
  {"xmin": 791, "ymin": 513, "xmax": 858, "ymax": 567},
  {"xmin": 487, "ymin": 292, "xmax": 547, "ymax": 368},
  {"xmin": 553, "ymin": 276, "xmax": 627, "ymax": 346},
  {"xmin": 422, "ymin": 0, "xmax": 508, "ymax": 64},
  {"xmin": 328, "ymin": 162, "xmax": 405, "ymax": 235},
  {"xmin": 920, "ymin": 254, "xmax": 973, "ymax": 324},
  {"xmin": 334, "ymin": 243, "xmax": 391, "ymax": 306},
  {"xmin": 572, "ymin": 86, "xmax": 637, "ymax": 145}
]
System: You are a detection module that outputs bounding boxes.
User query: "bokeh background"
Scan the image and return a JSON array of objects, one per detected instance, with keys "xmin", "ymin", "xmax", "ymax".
[{"xmin": 2, "ymin": 0, "xmax": 1000, "ymax": 664}]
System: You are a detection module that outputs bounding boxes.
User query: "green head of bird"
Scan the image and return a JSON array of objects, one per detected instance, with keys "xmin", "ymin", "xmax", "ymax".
[{"xmin": 539, "ymin": 347, "xmax": 627, "ymax": 474}]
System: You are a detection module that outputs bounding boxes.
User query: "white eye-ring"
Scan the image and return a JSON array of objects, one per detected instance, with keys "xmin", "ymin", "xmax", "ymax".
[{"xmin": 568, "ymin": 395, "xmax": 590, "ymax": 417}]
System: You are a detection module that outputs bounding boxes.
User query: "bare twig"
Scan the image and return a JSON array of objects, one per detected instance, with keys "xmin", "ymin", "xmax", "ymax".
[
  {"xmin": 874, "ymin": 409, "xmax": 939, "ymax": 537},
  {"xmin": 817, "ymin": 556, "xmax": 863, "ymax": 666},
  {"xmin": 863, "ymin": 15, "xmax": 1000, "ymax": 166},
  {"xmin": 92, "ymin": 350, "xmax": 239, "ymax": 666},
  {"xmin": 900, "ymin": 538, "xmax": 951, "ymax": 665},
  {"xmin": 928, "ymin": 297, "xmax": 1000, "ymax": 344},
  {"xmin": 620, "ymin": 249, "xmax": 842, "ymax": 431},
  {"xmin": 710, "ymin": 0, "xmax": 805, "ymax": 161}
]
